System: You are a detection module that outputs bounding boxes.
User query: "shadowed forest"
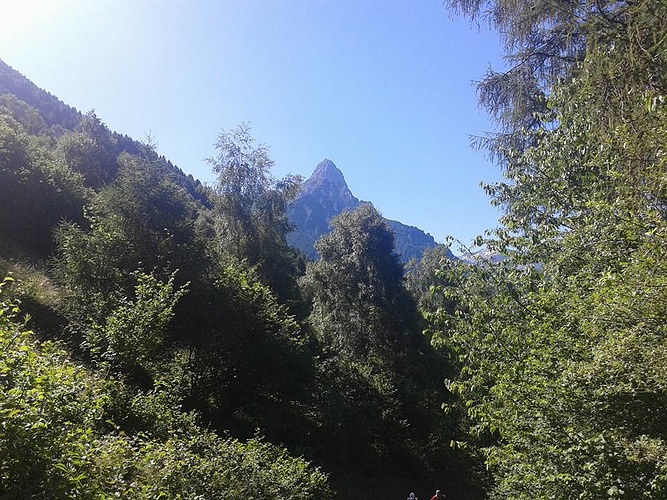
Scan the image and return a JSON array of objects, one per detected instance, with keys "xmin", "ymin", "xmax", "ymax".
[{"xmin": 1, "ymin": 0, "xmax": 667, "ymax": 498}]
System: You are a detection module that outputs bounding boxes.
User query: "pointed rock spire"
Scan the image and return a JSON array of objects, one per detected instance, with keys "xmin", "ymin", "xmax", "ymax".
[
  {"xmin": 312, "ymin": 158, "xmax": 343, "ymax": 180},
  {"xmin": 302, "ymin": 158, "xmax": 349, "ymax": 195},
  {"xmin": 287, "ymin": 158, "xmax": 443, "ymax": 263}
]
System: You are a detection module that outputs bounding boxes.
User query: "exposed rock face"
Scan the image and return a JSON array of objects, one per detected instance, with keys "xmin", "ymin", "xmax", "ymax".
[
  {"xmin": 386, "ymin": 219, "xmax": 441, "ymax": 263},
  {"xmin": 287, "ymin": 158, "xmax": 442, "ymax": 263},
  {"xmin": 300, "ymin": 158, "xmax": 358, "ymax": 208}
]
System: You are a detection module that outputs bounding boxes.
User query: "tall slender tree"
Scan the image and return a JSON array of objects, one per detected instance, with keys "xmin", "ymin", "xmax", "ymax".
[{"xmin": 207, "ymin": 123, "xmax": 303, "ymax": 306}]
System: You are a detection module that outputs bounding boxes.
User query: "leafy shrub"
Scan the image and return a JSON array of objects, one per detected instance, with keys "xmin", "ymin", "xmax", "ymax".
[{"xmin": 0, "ymin": 277, "xmax": 332, "ymax": 499}]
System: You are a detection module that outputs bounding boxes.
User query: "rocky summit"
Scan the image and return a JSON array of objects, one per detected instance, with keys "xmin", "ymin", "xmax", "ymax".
[{"xmin": 287, "ymin": 158, "xmax": 446, "ymax": 263}]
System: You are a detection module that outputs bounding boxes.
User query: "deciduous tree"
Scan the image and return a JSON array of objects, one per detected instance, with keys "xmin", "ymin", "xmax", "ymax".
[
  {"xmin": 436, "ymin": 0, "xmax": 667, "ymax": 497},
  {"xmin": 208, "ymin": 123, "xmax": 303, "ymax": 306},
  {"xmin": 302, "ymin": 203, "xmax": 417, "ymax": 359}
]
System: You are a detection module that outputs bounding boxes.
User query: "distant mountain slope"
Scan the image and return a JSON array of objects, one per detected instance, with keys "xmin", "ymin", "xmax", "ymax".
[
  {"xmin": 385, "ymin": 219, "xmax": 443, "ymax": 263},
  {"xmin": 0, "ymin": 58, "xmax": 210, "ymax": 206},
  {"xmin": 287, "ymin": 159, "xmax": 449, "ymax": 263},
  {"xmin": 0, "ymin": 59, "xmax": 82, "ymax": 130}
]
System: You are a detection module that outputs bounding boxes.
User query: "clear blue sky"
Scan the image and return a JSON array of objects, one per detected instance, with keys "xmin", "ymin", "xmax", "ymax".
[{"xmin": 0, "ymin": 0, "xmax": 506, "ymax": 248}]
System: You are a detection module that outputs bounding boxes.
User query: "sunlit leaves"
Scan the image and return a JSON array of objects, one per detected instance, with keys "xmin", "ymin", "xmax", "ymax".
[
  {"xmin": 0, "ymin": 278, "xmax": 332, "ymax": 498},
  {"xmin": 438, "ymin": 0, "xmax": 667, "ymax": 497},
  {"xmin": 303, "ymin": 204, "xmax": 410, "ymax": 359},
  {"xmin": 207, "ymin": 123, "xmax": 303, "ymax": 304}
]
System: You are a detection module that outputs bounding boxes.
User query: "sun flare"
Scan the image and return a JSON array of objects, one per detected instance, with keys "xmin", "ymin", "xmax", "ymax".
[{"xmin": 0, "ymin": 0, "xmax": 61, "ymax": 45}]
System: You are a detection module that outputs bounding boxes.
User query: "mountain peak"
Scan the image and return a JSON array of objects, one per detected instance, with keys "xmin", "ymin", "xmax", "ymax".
[
  {"xmin": 301, "ymin": 158, "xmax": 351, "ymax": 198},
  {"xmin": 287, "ymin": 159, "xmax": 441, "ymax": 263},
  {"xmin": 316, "ymin": 158, "xmax": 336, "ymax": 170},
  {"xmin": 309, "ymin": 158, "xmax": 345, "ymax": 185}
]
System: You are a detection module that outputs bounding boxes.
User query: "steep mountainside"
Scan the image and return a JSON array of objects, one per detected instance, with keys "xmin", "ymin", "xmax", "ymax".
[
  {"xmin": 0, "ymin": 58, "xmax": 210, "ymax": 208},
  {"xmin": 0, "ymin": 59, "xmax": 82, "ymax": 130},
  {"xmin": 287, "ymin": 159, "xmax": 448, "ymax": 262}
]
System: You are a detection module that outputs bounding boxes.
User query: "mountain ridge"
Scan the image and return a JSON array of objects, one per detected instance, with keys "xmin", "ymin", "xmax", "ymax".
[
  {"xmin": 287, "ymin": 159, "xmax": 448, "ymax": 263},
  {"xmin": 0, "ymin": 58, "xmax": 446, "ymax": 265}
]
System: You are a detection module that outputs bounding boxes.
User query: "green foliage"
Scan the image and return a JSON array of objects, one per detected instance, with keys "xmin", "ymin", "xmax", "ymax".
[
  {"xmin": 57, "ymin": 111, "xmax": 119, "ymax": 187},
  {"xmin": 303, "ymin": 203, "xmax": 417, "ymax": 359},
  {"xmin": 299, "ymin": 206, "xmax": 481, "ymax": 497},
  {"xmin": 84, "ymin": 271, "xmax": 188, "ymax": 381},
  {"xmin": 405, "ymin": 244, "xmax": 458, "ymax": 317},
  {"xmin": 52, "ymin": 151, "xmax": 210, "ymax": 315},
  {"xmin": 50, "ymin": 128, "xmax": 316, "ymax": 459},
  {"xmin": 174, "ymin": 263, "xmax": 314, "ymax": 436},
  {"xmin": 0, "ymin": 94, "xmax": 47, "ymax": 135},
  {"xmin": 436, "ymin": 0, "xmax": 667, "ymax": 497},
  {"xmin": 0, "ymin": 110, "xmax": 89, "ymax": 255},
  {"xmin": 0, "ymin": 277, "xmax": 332, "ymax": 498},
  {"xmin": 208, "ymin": 123, "xmax": 304, "ymax": 307}
]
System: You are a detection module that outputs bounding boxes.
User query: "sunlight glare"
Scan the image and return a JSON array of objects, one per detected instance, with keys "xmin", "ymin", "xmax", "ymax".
[{"xmin": 0, "ymin": 0, "xmax": 62, "ymax": 45}]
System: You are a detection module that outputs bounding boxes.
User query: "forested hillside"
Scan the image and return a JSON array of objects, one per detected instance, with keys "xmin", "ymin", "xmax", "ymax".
[
  {"xmin": 2, "ymin": 0, "xmax": 666, "ymax": 496},
  {"xmin": 0, "ymin": 60, "xmax": 479, "ymax": 498}
]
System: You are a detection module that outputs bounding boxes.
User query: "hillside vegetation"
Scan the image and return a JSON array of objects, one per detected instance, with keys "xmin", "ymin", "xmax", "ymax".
[
  {"xmin": 0, "ymin": 61, "xmax": 473, "ymax": 499},
  {"xmin": 2, "ymin": 0, "xmax": 667, "ymax": 497}
]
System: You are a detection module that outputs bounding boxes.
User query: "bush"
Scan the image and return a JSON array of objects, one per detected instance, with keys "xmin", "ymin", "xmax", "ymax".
[{"xmin": 0, "ymin": 277, "xmax": 332, "ymax": 499}]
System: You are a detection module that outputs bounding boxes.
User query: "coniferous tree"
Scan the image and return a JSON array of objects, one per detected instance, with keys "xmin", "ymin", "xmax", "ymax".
[{"xmin": 52, "ymin": 149, "xmax": 210, "ymax": 315}]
